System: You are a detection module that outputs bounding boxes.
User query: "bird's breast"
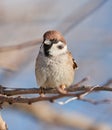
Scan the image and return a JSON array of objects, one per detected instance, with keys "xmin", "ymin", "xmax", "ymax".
[{"xmin": 36, "ymin": 52, "xmax": 75, "ymax": 88}]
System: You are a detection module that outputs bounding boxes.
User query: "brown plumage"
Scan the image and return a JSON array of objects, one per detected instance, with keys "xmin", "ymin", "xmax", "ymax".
[
  {"xmin": 68, "ymin": 51, "xmax": 78, "ymax": 69},
  {"xmin": 43, "ymin": 30, "xmax": 66, "ymax": 45}
]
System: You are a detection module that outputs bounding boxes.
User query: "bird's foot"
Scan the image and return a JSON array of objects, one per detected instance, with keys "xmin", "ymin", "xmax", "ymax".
[
  {"xmin": 39, "ymin": 87, "xmax": 46, "ymax": 97},
  {"xmin": 57, "ymin": 85, "xmax": 67, "ymax": 94}
]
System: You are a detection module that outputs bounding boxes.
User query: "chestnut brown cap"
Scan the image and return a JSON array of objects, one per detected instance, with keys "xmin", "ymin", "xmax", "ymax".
[{"xmin": 43, "ymin": 30, "xmax": 66, "ymax": 44}]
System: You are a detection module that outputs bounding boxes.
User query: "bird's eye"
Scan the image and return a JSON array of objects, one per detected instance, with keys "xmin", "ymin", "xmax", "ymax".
[{"xmin": 57, "ymin": 45, "xmax": 64, "ymax": 49}]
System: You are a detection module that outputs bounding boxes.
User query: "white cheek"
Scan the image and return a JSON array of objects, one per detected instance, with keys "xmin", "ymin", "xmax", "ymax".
[{"xmin": 49, "ymin": 41, "xmax": 67, "ymax": 56}]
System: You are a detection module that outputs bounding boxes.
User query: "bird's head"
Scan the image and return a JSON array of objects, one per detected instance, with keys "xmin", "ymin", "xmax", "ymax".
[{"xmin": 41, "ymin": 30, "xmax": 67, "ymax": 57}]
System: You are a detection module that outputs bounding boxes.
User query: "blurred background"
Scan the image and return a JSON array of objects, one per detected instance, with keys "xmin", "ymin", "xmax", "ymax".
[{"xmin": 0, "ymin": 0, "xmax": 112, "ymax": 130}]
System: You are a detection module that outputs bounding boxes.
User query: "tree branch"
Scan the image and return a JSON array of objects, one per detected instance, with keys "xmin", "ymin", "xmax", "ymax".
[
  {"xmin": 0, "ymin": 39, "xmax": 42, "ymax": 52},
  {"xmin": 11, "ymin": 103, "xmax": 112, "ymax": 130},
  {"xmin": 0, "ymin": 0, "xmax": 108, "ymax": 53},
  {"xmin": 0, "ymin": 115, "xmax": 7, "ymax": 130},
  {"xmin": 0, "ymin": 79, "xmax": 112, "ymax": 96},
  {"xmin": 0, "ymin": 78, "xmax": 112, "ymax": 106}
]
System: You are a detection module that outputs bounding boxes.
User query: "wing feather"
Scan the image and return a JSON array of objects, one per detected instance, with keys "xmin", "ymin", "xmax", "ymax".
[{"xmin": 68, "ymin": 51, "xmax": 78, "ymax": 69}]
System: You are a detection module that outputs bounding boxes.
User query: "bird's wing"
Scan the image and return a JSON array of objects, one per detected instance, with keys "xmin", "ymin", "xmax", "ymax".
[{"xmin": 68, "ymin": 51, "xmax": 78, "ymax": 69}]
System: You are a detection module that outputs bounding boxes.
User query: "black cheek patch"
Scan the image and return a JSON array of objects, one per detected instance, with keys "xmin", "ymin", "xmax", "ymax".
[{"xmin": 44, "ymin": 44, "xmax": 52, "ymax": 56}]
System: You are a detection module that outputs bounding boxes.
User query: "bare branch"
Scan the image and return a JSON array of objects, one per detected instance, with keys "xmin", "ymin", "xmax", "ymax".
[
  {"xmin": 0, "ymin": 79, "xmax": 112, "ymax": 96},
  {"xmin": 78, "ymin": 98, "xmax": 112, "ymax": 105},
  {"xmin": 58, "ymin": 0, "xmax": 108, "ymax": 34},
  {"xmin": 10, "ymin": 103, "xmax": 112, "ymax": 130},
  {"xmin": 0, "ymin": 115, "xmax": 8, "ymax": 130},
  {"xmin": 0, "ymin": 79, "xmax": 112, "ymax": 106},
  {"xmin": 0, "ymin": 0, "xmax": 108, "ymax": 53},
  {"xmin": 0, "ymin": 39, "xmax": 42, "ymax": 52}
]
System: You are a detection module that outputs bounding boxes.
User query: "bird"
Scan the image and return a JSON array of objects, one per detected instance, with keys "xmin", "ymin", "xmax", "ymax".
[{"xmin": 35, "ymin": 30, "xmax": 78, "ymax": 95}]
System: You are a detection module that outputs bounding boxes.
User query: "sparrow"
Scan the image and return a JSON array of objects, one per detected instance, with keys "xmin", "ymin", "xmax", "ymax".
[{"xmin": 35, "ymin": 30, "xmax": 78, "ymax": 95}]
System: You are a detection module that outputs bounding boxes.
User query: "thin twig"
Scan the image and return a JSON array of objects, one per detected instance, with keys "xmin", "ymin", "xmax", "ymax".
[
  {"xmin": 0, "ymin": 92, "xmax": 88, "ymax": 105},
  {"xmin": 0, "ymin": 0, "xmax": 108, "ymax": 52},
  {"xmin": 0, "ymin": 79, "xmax": 112, "ymax": 106},
  {"xmin": 78, "ymin": 98, "xmax": 112, "ymax": 105},
  {"xmin": 58, "ymin": 0, "xmax": 108, "ymax": 34},
  {"xmin": 0, "ymin": 79, "xmax": 112, "ymax": 96},
  {"xmin": 0, "ymin": 39, "xmax": 42, "ymax": 52}
]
